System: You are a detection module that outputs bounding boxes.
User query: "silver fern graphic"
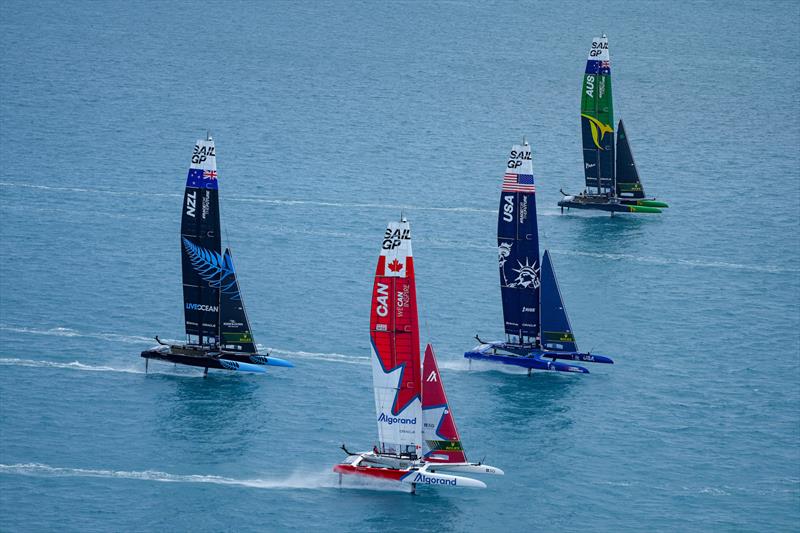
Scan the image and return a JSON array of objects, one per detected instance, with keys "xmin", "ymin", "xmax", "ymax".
[{"xmin": 182, "ymin": 237, "xmax": 239, "ymax": 298}]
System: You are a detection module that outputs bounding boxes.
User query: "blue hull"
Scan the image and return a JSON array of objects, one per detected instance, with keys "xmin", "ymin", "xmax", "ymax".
[
  {"xmin": 464, "ymin": 342, "xmax": 614, "ymax": 374},
  {"xmin": 141, "ymin": 348, "xmax": 269, "ymax": 374}
]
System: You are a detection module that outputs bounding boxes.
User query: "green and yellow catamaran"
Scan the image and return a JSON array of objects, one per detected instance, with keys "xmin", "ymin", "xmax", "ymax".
[{"xmin": 559, "ymin": 35, "xmax": 669, "ymax": 214}]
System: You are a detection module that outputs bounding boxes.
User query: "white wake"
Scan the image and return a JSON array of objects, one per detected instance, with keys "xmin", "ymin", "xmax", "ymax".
[{"xmin": 0, "ymin": 463, "xmax": 405, "ymax": 492}]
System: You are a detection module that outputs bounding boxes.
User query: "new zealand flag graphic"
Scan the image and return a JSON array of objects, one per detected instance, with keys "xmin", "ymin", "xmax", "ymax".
[{"xmin": 186, "ymin": 168, "xmax": 219, "ymax": 190}]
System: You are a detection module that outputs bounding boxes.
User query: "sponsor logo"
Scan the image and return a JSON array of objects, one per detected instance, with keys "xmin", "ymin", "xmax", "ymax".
[
  {"xmin": 192, "ymin": 144, "xmax": 215, "ymax": 165},
  {"xmin": 590, "ymin": 40, "xmax": 608, "ymax": 57},
  {"xmin": 382, "ymin": 227, "xmax": 411, "ymax": 250},
  {"xmin": 185, "ymin": 191, "xmax": 196, "ymax": 218},
  {"xmin": 375, "ymin": 324, "xmax": 387, "ymax": 331},
  {"xmin": 426, "ymin": 370, "xmax": 438, "ymax": 382},
  {"xmin": 522, "ymin": 306, "xmax": 536, "ymax": 313},
  {"xmin": 502, "ymin": 194, "xmax": 514, "ymax": 222},
  {"xmin": 519, "ymin": 194, "xmax": 528, "ymax": 223},
  {"xmin": 186, "ymin": 303, "xmax": 219, "ymax": 312},
  {"xmin": 396, "ymin": 285, "xmax": 410, "ymax": 312},
  {"xmin": 201, "ymin": 190, "xmax": 210, "ymax": 219},
  {"xmin": 585, "ymin": 162, "xmax": 596, "ymax": 169},
  {"xmin": 506, "ymin": 148, "xmax": 531, "ymax": 169},
  {"xmin": 375, "ymin": 282, "xmax": 389, "ymax": 317},
  {"xmin": 378, "ymin": 413, "xmax": 417, "ymax": 425},
  {"xmin": 223, "ymin": 320, "xmax": 244, "ymax": 327},
  {"xmin": 581, "ymin": 113, "xmax": 613, "ymax": 150},
  {"xmin": 413, "ymin": 472, "xmax": 456, "ymax": 486}
]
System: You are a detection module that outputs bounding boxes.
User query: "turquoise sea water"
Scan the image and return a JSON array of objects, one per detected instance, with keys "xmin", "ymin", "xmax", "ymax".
[{"xmin": 1, "ymin": 1, "xmax": 798, "ymax": 531}]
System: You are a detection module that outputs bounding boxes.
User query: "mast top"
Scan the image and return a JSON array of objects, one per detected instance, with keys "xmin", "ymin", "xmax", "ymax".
[
  {"xmin": 522, "ymin": 135, "xmax": 528, "ymax": 146},
  {"xmin": 206, "ymin": 130, "xmax": 213, "ymax": 141}
]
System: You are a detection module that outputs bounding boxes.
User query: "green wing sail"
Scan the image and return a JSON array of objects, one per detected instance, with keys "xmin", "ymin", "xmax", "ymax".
[{"xmin": 580, "ymin": 35, "xmax": 614, "ymax": 194}]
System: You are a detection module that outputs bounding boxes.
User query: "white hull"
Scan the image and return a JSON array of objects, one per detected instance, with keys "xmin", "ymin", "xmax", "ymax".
[{"xmin": 424, "ymin": 462, "xmax": 504, "ymax": 476}]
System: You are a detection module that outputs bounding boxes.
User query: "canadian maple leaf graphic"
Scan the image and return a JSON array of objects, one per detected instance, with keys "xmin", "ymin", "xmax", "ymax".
[{"xmin": 388, "ymin": 258, "xmax": 403, "ymax": 272}]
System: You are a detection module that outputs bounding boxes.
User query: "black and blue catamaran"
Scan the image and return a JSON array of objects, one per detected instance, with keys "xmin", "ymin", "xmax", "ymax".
[
  {"xmin": 141, "ymin": 135, "xmax": 292, "ymax": 375},
  {"xmin": 464, "ymin": 140, "xmax": 613, "ymax": 374},
  {"xmin": 558, "ymin": 35, "xmax": 668, "ymax": 214}
]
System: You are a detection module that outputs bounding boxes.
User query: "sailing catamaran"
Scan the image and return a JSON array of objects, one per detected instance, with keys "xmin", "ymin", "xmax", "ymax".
[
  {"xmin": 464, "ymin": 141, "xmax": 614, "ymax": 373},
  {"xmin": 334, "ymin": 218, "xmax": 502, "ymax": 493},
  {"xmin": 559, "ymin": 35, "xmax": 669, "ymax": 214},
  {"xmin": 140, "ymin": 135, "xmax": 293, "ymax": 375}
]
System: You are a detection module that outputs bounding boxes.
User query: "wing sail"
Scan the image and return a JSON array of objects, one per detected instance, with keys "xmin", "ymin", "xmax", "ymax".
[
  {"xmin": 580, "ymin": 35, "xmax": 615, "ymax": 194},
  {"xmin": 219, "ymin": 249, "xmax": 257, "ymax": 354},
  {"xmin": 540, "ymin": 250, "xmax": 578, "ymax": 352},
  {"xmin": 498, "ymin": 143, "xmax": 540, "ymax": 343},
  {"xmin": 422, "ymin": 344, "xmax": 467, "ymax": 463},
  {"xmin": 181, "ymin": 138, "xmax": 222, "ymax": 345},
  {"xmin": 370, "ymin": 219, "xmax": 422, "ymax": 456}
]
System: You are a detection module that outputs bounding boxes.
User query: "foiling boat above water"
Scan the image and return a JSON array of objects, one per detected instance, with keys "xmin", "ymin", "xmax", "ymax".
[
  {"xmin": 464, "ymin": 140, "xmax": 614, "ymax": 374},
  {"xmin": 558, "ymin": 35, "xmax": 669, "ymax": 214},
  {"xmin": 334, "ymin": 218, "xmax": 503, "ymax": 493},
  {"xmin": 140, "ymin": 135, "xmax": 293, "ymax": 375}
]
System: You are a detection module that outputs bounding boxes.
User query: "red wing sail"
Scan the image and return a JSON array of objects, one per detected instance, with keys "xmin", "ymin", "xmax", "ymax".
[
  {"xmin": 370, "ymin": 219, "xmax": 423, "ymax": 456},
  {"xmin": 422, "ymin": 344, "xmax": 467, "ymax": 463}
]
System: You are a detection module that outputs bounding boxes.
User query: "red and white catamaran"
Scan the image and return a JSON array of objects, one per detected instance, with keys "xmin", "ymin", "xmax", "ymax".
[{"xmin": 334, "ymin": 217, "xmax": 503, "ymax": 493}]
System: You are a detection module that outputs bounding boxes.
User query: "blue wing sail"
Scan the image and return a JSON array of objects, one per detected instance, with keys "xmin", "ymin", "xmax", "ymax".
[
  {"xmin": 497, "ymin": 143, "xmax": 540, "ymax": 343},
  {"xmin": 540, "ymin": 250, "xmax": 578, "ymax": 352}
]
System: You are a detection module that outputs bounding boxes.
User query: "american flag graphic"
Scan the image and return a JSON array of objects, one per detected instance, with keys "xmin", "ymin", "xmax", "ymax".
[{"xmin": 502, "ymin": 173, "xmax": 536, "ymax": 193}]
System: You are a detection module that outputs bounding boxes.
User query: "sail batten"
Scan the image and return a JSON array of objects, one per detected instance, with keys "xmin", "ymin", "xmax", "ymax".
[
  {"xmin": 580, "ymin": 35, "xmax": 614, "ymax": 194},
  {"xmin": 498, "ymin": 144, "xmax": 540, "ymax": 343},
  {"xmin": 180, "ymin": 139, "xmax": 221, "ymax": 346}
]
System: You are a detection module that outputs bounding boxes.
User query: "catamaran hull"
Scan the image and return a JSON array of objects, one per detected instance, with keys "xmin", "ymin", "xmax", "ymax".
[
  {"xmin": 140, "ymin": 348, "xmax": 267, "ymax": 373},
  {"xmin": 424, "ymin": 463, "xmax": 504, "ymax": 476},
  {"xmin": 464, "ymin": 343, "xmax": 614, "ymax": 373},
  {"xmin": 558, "ymin": 198, "xmax": 662, "ymax": 213},
  {"xmin": 620, "ymin": 199, "xmax": 669, "ymax": 208},
  {"xmin": 334, "ymin": 464, "xmax": 487, "ymax": 489},
  {"xmin": 465, "ymin": 349, "xmax": 589, "ymax": 373}
]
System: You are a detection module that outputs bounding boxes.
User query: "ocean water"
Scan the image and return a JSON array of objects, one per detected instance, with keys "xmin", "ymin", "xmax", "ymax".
[{"xmin": 1, "ymin": 0, "xmax": 798, "ymax": 531}]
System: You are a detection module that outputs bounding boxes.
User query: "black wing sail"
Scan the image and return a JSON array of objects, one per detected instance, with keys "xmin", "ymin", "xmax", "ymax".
[
  {"xmin": 181, "ymin": 138, "xmax": 222, "ymax": 346},
  {"xmin": 615, "ymin": 119, "xmax": 646, "ymax": 199},
  {"xmin": 219, "ymin": 249, "xmax": 257, "ymax": 354},
  {"xmin": 498, "ymin": 143, "xmax": 540, "ymax": 344}
]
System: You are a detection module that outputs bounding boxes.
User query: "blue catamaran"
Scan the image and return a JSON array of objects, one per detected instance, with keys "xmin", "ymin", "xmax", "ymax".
[{"xmin": 464, "ymin": 140, "xmax": 614, "ymax": 374}]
